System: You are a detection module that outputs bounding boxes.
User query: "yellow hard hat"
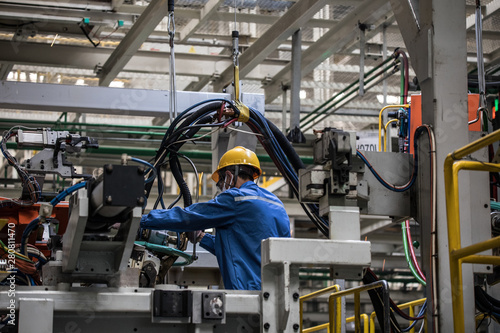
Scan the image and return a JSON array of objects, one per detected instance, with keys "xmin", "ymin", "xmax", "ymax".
[{"xmin": 212, "ymin": 146, "xmax": 262, "ymax": 182}]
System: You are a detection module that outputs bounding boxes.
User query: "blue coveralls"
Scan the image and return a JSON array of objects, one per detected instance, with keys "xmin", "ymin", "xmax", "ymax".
[{"xmin": 140, "ymin": 181, "xmax": 291, "ymax": 290}]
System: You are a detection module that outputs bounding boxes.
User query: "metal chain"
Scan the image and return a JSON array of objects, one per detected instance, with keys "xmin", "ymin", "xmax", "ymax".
[{"xmin": 168, "ymin": 11, "xmax": 177, "ymax": 122}]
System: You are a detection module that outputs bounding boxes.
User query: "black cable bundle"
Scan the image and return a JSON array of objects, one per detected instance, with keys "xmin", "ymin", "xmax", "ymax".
[
  {"xmin": 144, "ymin": 100, "xmax": 330, "ymax": 236},
  {"xmin": 475, "ymin": 285, "xmax": 500, "ymax": 322},
  {"xmin": 245, "ymin": 107, "xmax": 329, "ymax": 236},
  {"xmin": 364, "ymin": 268, "xmax": 428, "ymax": 332},
  {"xmin": 145, "ymin": 100, "xmax": 225, "ymax": 209},
  {"xmin": 364, "ymin": 268, "xmax": 402, "ymax": 333},
  {"xmin": 0, "ymin": 127, "xmax": 42, "ymax": 208}
]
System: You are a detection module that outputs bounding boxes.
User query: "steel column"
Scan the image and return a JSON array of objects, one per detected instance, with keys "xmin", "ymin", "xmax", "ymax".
[
  {"xmin": 391, "ymin": 0, "xmax": 473, "ymax": 330},
  {"xmin": 290, "ymin": 29, "xmax": 302, "ymax": 132}
]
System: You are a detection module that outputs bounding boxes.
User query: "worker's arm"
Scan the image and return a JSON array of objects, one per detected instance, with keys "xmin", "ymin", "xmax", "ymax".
[
  {"xmin": 199, "ymin": 233, "xmax": 216, "ymax": 255},
  {"xmin": 140, "ymin": 191, "xmax": 236, "ymax": 231}
]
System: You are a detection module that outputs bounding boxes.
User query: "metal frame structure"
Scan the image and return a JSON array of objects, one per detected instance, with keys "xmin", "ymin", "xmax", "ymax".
[{"xmin": 444, "ymin": 129, "xmax": 500, "ymax": 333}]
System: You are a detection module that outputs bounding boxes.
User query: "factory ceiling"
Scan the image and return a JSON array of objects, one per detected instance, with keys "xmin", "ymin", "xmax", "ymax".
[{"xmin": 1, "ymin": 0, "xmax": 499, "ymax": 120}]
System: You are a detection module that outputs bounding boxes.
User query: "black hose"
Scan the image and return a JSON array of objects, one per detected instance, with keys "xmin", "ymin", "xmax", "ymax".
[
  {"xmin": 161, "ymin": 102, "xmax": 222, "ymax": 148},
  {"xmin": 475, "ymin": 286, "xmax": 500, "ymax": 314},
  {"xmin": 266, "ymin": 118, "xmax": 306, "ymax": 171},
  {"xmin": 146, "ymin": 102, "xmax": 223, "ymax": 197},
  {"xmin": 364, "ymin": 269, "xmax": 402, "ymax": 332},
  {"xmin": 170, "ymin": 154, "xmax": 192, "ymax": 207},
  {"xmin": 468, "ymin": 80, "xmax": 500, "ymax": 89},
  {"xmin": 168, "ymin": 115, "xmax": 214, "ymax": 152},
  {"xmin": 153, "ymin": 165, "xmax": 165, "ymax": 209}
]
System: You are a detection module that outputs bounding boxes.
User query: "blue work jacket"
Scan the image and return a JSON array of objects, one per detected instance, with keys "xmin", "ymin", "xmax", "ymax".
[{"xmin": 140, "ymin": 181, "xmax": 291, "ymax": 290}]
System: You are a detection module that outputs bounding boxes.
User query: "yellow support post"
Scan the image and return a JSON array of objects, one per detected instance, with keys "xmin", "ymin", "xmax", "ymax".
[
  {"xmin": 354, "ymin": 292, "xmax": 361, "ymax": 333},
  {"xmin": 369, "ymin": 312, "xmax": 376, "ymax": 333},
  {"xmin": 444, "ymin": 128, "xmax": 500, "ymax": 333},
  {"xmin": 383, "ymin": 119, "xmax": 398, "ymax": 152},
  {"xmin": 300, "ymin": 285, "xmax": 340, "ymax": 332},
  {"xmin": 328, "ymin": 294, "xmax": 342, "ymax": 333},
  {"xmin": 346, "ymin": 314, "xmax": 369, "ymax": 333}
]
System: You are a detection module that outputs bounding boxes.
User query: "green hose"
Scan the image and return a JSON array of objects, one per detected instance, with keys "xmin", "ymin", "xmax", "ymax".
[
  {"xmin": 401, "ymin": 222, "xmax": 426, "ymax": 286},
  {"xmin": 134, "ymin": 241, "xmax": 193, "ymax": 266},
  {"xmin": 491, "ymin": 201, "xmax": 500, "ymax": 211}
]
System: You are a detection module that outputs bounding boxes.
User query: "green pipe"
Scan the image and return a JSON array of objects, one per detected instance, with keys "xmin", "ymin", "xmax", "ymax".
[
  {"xmin": 298, "ymin": 274, "xmax": 419, "ymax": 283},
  {"xmin": 302, "ymin": 63, "xmax": 394, "ymax": 129},
  {"xmin": 402, "ymin": 222, "xmax": 426, "ymax": 286},
  {"xmin": 0, "ymin": 126, "xmax": 168, "ymax": 138},
  {"xmin": 301, "ymin": 63, "xmax": 395, "ymax": 129},
  {"xmin": 4, "ymin": 142, "xmax": 314, "ymax": 165},
  {"xmin": 56, "ymin": 112, "xmax": 67, "ymax": 123},
  {"xmin": 300, "ymin": 56, "xmax": 395, "ymax": 125},
  {"xmin": 0, "ymin": 117, "xmax": 172, "ymax": 131},
  {"xmin": 86, "ymin": 146, "xmax": 314, "ymax": 164}
]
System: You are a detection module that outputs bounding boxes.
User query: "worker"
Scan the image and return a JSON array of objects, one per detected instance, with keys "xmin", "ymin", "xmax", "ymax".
[{"xmin": 140, "ymin": 146, "xmax": 291, "ymax": 290}]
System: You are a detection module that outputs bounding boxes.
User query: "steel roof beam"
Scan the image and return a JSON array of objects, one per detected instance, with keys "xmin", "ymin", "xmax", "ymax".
[
  {"xmin": 98, "ymin": 0, "xmax": 169, "ymax": 86},
  {"xmin": 0, "ymin": 0, "xmax": 112, "ymax": 11},
  {"xmin": 0, "ymin": 3, "xmax": 136, "ymax": 26},
  {"xmin": 264, "ymin": 0, "xmax": 391, "ymax": 104},
  {"xmin": 179, "ymin": 0, "xmax": 227, "ymax": 42},
  {"xmin": 212, "ymin": 0, "xmax": 330, "ymax": 92},
  {"xmin": 0, "ymin": 40, "xmax": 285, "ymax": 80}
]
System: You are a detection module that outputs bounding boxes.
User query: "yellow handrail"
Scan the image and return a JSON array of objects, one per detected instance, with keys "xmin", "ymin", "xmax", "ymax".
[
  {"xmin": 369, "ymin": 312, "xmax": 376, "ymax": 333},
  {"xmin": 346, "ymin": 313, "xmax": 369, "ymax": 333},
  {"xmin": 303, "ymin": 313, "xmax": 370, "ymax": 333},
  {"xmin": 328, "ymin": 281, "xmax": 389, "ymax": 333},
  {"xmin": 378, "ymin": 104, "xmax": 409, "ymax": 151},
  {"xmin": 444, "ymin": 128, "xmax": 500, "ymax": 333},
  {"xmin": 300, "ymin": 285, "xmax": 341, "ymax": 332},
  {"xmin": 369, "ymin": 298, "xmax": 426, "ymax": 333},
  {"xmin": 383, "ymin": 119, "xmax": 399, "ymax": 152},
  {"xmin": 302, "ymin": 322, "xmax": 329, "ymax": 333}
]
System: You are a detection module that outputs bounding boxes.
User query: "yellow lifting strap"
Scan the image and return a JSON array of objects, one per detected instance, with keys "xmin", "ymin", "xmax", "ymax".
[{"xmin": 233, "ymin": 65, "xmax": 250, "ymax": 122}]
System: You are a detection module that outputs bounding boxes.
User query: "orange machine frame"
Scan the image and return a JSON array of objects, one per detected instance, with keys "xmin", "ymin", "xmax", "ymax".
[
  {"xmin": 0, "ymin": 199, "xmax": 69, "ymax": 257},
  {"xmin": 409, "ymin": 94, "xmax": 482, "ymax": 154}
]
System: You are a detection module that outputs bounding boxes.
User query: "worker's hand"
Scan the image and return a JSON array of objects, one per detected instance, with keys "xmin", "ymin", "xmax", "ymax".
[{"xmin": 187, "ymin": 231, "xmax": 205, "ymax": 244}]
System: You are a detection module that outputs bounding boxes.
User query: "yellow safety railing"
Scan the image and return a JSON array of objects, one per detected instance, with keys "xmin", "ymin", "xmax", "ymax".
[
  {"xmin": 300, "ymin": 284, "xmax": 341, "ymax": 332},
  {"xmin": 303, "ymin": 313, "xmax": 369, "ymax": 333},
  {"xmin": 328, "ymin": 281, "xmax": 390, "ymax": 333},
  {"xmin": 369, "ymin": 298, "xmax": 426, "ymax": 333},
  {"xmin": 347, "ymin": 314, "xmax": 369, "ymax": 333},
  {"xmin": 378, "ymin": 104, "xmax": 409, "ymax": 151},
  {"xmin": 383, "ymin": 119, "xmax": 398, "ymax": 152},
  {"xmin": 444, "ymin": 128, "xmax": 500, "ymax": 333},
  {"xmin": 262, "ymin": 176, "xmax": 282, "ymax": 189}
]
